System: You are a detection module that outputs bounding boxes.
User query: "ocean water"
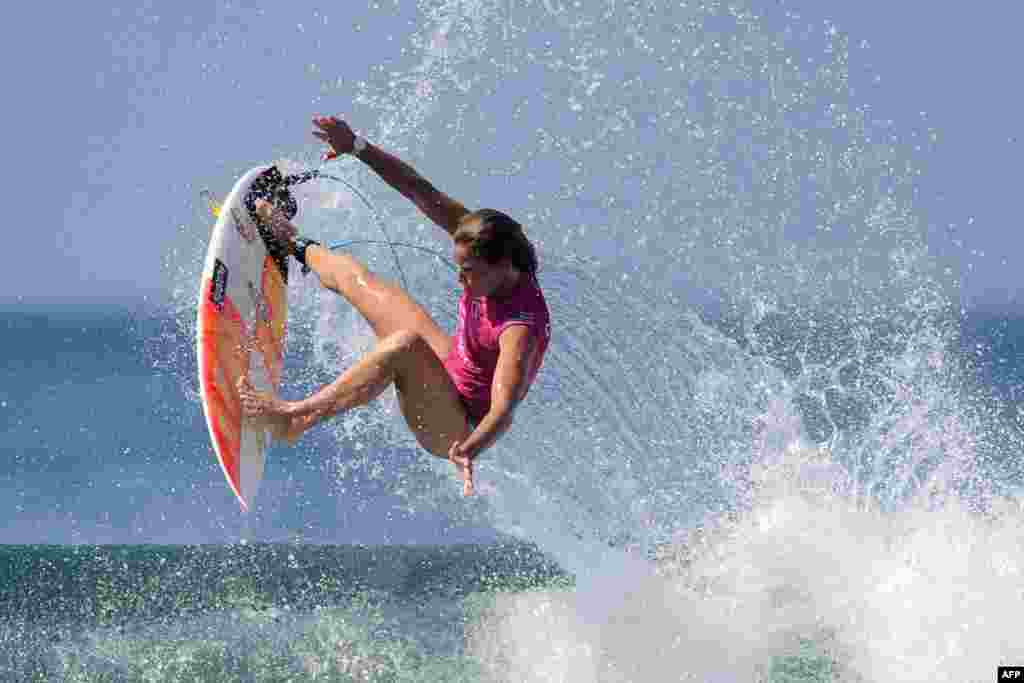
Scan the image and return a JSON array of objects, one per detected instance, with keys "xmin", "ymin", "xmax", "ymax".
[
  {"xmin": 3, "ymin": 306, "xmax": 1022, "ymax": 680},
  {"xmin": 6, "ymin": 0, "xmax": 1024, "ymax": 680},
  {"xmin": 0, "ymin": 542, "xmax": 566, "ymax": 681}
]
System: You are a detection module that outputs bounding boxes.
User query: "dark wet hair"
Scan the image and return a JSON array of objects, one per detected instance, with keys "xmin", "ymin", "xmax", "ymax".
[{"xmin": 453, "ymin": 209, "xmax": 538, "ymax": 275}]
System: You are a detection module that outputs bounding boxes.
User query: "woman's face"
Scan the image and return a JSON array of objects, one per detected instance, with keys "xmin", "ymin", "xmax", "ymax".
[{"xmin": 453, "ymin": 242, "xmax": 506, "ymax": 297}]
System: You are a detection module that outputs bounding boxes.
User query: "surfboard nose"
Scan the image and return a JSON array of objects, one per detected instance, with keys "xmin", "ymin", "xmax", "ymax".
[{"xmin": 244, "ymin": 166, "xmax": 298, "ymax": 223}]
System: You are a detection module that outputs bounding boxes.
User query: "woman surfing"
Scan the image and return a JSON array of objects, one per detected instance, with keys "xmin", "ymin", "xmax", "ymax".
[{"xmin": 238, "ymin": 116, "xmax": 551, "ymax": 496}]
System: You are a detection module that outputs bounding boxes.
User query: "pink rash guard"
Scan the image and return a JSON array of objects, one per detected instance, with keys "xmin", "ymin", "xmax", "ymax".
[{"xmin": 443, "ymin": 273, "xmax": 551, "ymax": 423}]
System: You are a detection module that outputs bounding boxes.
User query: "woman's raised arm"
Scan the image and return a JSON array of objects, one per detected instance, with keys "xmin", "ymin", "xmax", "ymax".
[{"xmin": 312, "ymin": 115, "xmax": 470, "ymax": 236}]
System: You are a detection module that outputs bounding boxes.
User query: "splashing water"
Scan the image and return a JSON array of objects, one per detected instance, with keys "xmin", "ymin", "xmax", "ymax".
[{"xmin": 156, "ymin": 1, "xmax": 1024, "ymax": 679}]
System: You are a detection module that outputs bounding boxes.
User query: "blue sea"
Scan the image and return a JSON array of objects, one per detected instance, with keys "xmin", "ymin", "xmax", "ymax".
[
  {"xmin": 5, "ymin": 1, "xmax": 1024, "ymax": 681},
  {"xmin": 2, "ymin": 302, "xmax": 1022, "ymax": 681}
]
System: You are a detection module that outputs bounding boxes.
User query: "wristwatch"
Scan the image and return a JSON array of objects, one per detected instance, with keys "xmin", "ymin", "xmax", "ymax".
[
  {"xmin": 292, "ymin": 237, "xmax": 321, "ymax": 275},
  {"xmin": 352, "ymin": 135, "xmax": 368, "ymax": 157}
]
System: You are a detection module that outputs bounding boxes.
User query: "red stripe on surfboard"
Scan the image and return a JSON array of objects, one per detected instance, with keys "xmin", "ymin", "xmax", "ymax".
[
  {"xmin": 199, "ymin": 277, "xmax": 248, "ymax": 506},
  {"xmin": 259, "ymin": 255, "xmax": 287, "ymax": 386}
]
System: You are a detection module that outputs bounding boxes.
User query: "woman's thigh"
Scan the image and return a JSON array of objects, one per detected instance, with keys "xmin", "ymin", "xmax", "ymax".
[
  {"xmin": 393, "ymin": 334, "xmax": 473, "ymax": 458},
  {"xmin": 314, "ymin": 251, "xmax": 453, "ymax": 360}
]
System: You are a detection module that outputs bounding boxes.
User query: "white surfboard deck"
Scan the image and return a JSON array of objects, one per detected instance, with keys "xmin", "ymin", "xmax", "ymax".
[{"xmin": 197, "ymin": 166, "xmax": 290, "ymax": 511}]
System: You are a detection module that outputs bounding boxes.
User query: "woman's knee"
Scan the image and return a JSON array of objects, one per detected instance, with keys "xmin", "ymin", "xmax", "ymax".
[
  {"xmin": 380, "ymin": 329, "xmax": 430, "ymax": 357},
  {"xmin": 380, "ymin": 329, "xmax": 445, "ymax": 397}
]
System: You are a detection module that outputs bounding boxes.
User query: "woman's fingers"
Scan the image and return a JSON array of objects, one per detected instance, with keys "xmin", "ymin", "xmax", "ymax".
[
  {"xmin": 312, "ymin": 116, "xmax": 355, "ymax": 162},
  {"xmin": 312, "ymin": 128, "xmax": 338, "ymax": 160},
  {"xmin": 312, "ymin": 117, "xmax": 338, "ymax": 134},
  {"xmin": 462, "ymin": 461, "xmax": 475, "ymax": 496},
  {"xmin": 448, "ymin": 442, "xmax": 475, "ymax": 496}
]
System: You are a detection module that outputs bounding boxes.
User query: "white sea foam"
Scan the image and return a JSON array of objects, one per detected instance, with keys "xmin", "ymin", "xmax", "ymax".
[{"xmin": 469, "ymin": 444, "xmax": 1024, "ymax": 682}]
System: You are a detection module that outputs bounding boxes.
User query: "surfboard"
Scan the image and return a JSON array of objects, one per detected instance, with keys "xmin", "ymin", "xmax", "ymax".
[{"xmin": 197, "ymin": 166, "xmax": 293, "ymax": 511}]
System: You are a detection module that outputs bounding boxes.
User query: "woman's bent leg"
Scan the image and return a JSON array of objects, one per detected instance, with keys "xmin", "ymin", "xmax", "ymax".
[
  {"xmin": 281, "ymin": 330, "xmax": 471, "ymax": 458},
  {"xmin": 291, "ymin": 249, "xmax": 471, "ymax": 483}
]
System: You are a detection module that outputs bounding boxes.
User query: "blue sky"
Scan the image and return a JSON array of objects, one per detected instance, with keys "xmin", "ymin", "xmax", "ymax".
[{"xmin": 2, "ymin": 0, "xmax": 1022, "ymax": 311}]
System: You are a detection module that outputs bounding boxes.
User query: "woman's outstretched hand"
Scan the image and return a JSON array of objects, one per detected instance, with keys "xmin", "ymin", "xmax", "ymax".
[
  {"xmin": 448, "ymin": 441, "xmax": 475, "ymax": 497},
  {"xmin": 312, "ymin": 115, "xmax": 357, "ymax": 161}
]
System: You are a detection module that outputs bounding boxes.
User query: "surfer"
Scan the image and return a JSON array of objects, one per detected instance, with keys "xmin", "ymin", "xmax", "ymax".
[{"xmin": 238, "ymin": 115, "xmax": 550, "ymax": 496}]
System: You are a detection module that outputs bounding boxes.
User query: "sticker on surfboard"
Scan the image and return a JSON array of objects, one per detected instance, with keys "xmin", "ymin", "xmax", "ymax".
[{"xmin": 197, "ymin": 166, "xmax": 291, "ymax": 511}]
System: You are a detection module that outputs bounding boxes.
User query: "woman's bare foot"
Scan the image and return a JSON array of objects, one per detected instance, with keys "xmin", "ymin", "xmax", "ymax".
[{"xmin": 238, "ymin": 375, "xmax": 298, "ymax": 443}]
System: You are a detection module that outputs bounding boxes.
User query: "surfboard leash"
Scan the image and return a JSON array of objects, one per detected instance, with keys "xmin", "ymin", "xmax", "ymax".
[
  {"xmin": 299, "ymin": 172, "xmax": 456, "ymax": 271},
  {"xmin": 282, "ymin": 169, "xmax": 430, "ymax": 291}
]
